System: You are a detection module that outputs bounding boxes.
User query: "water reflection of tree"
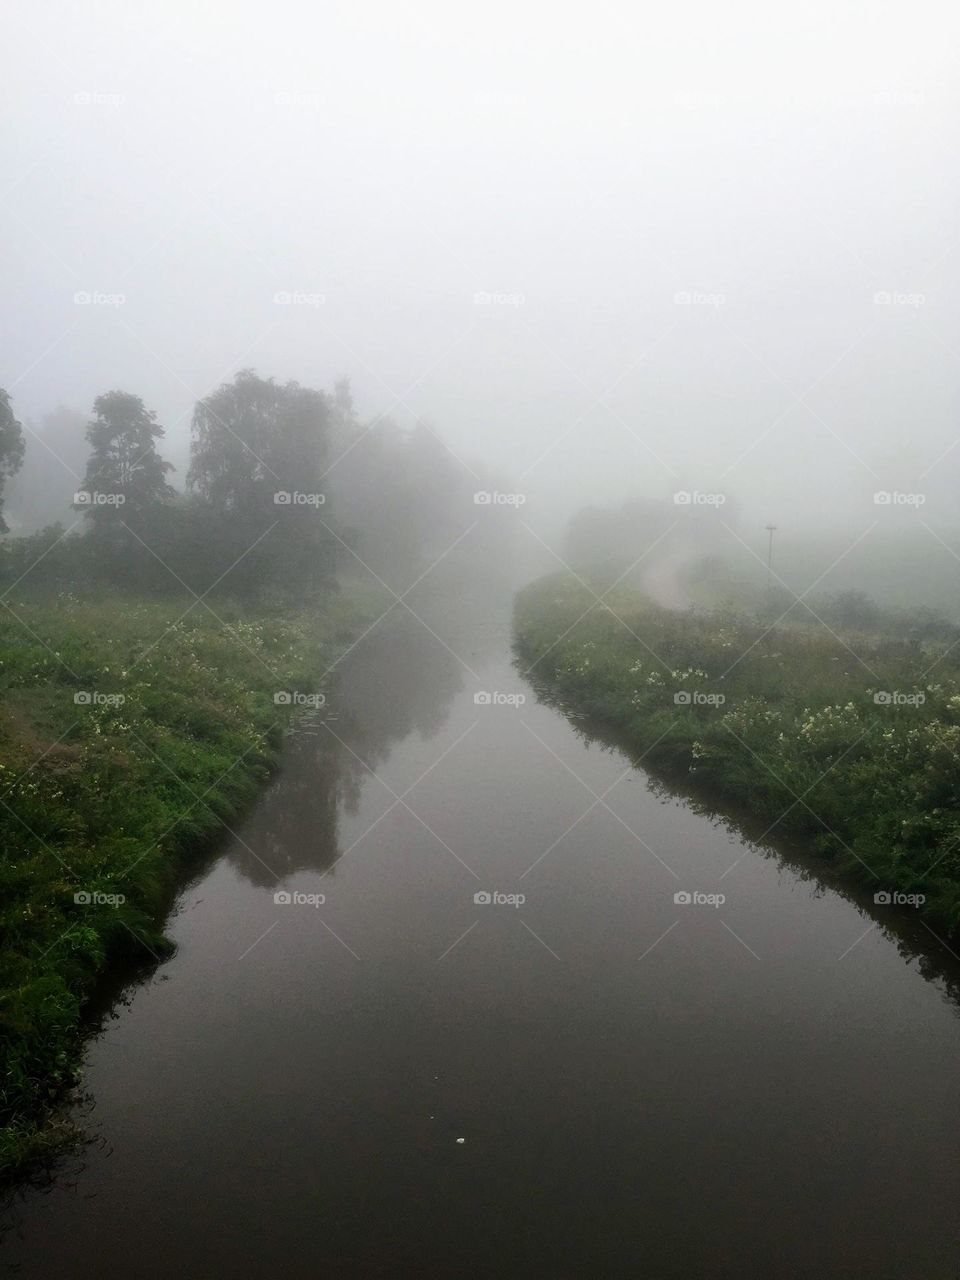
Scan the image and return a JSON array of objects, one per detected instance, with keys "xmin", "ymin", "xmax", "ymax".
[
  {"xmin": 521, "ymin": 666, "xmax": 960, "ymax": 1013},
  {"xmin": 228, "ymin": 609, "xmax": 469, "ymax": 886}
]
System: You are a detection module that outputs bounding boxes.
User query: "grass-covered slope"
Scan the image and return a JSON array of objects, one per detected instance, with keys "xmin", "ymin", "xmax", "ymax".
[
  {"xmin": 514, "ymin": 574, "xmax": 960, "ymax": 935},
  {"xmin": 0, "ymin": 588, "xmax": 381, "ymax": 1177}
]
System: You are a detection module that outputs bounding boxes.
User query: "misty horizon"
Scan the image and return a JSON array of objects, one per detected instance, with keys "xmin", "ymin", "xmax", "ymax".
[{"xmin": 5, "ymin": 0, "xmax": 960, "ymax": 554}]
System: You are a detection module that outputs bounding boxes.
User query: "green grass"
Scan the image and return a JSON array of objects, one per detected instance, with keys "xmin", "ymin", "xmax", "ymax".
[
  {"xmin": 514, "ymin": 574, "xmax": 960, "ymax": 935},
  {"xmin": 0, "ymin": 585, "xmax": 384, "ymax": 1179}
]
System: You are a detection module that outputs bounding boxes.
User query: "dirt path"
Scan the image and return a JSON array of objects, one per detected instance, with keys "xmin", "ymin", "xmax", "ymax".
[{"xmin": 640, "ymin": 547, "xmax": 693, "ymax": 610}]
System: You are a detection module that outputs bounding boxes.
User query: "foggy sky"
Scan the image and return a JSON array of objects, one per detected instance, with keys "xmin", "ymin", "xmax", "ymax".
[{"xmin": 3, "ymin": 0, "xmax": 959, "ymax": 540}]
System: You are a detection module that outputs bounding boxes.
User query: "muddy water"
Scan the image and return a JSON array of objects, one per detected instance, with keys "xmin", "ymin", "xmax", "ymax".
[{"xmin": 2, "ymin": 606, "xmax": 960, "ymax": 1279}]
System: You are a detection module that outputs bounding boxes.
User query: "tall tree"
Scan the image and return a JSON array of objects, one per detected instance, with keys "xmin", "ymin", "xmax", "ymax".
[
  {"xmin": 0, "ymin": 389, "xmax": 26, "ymax": 533},
  {"xmin": 81, "ymin": 391, "xmax": 173, "ymax": 516},
  {"xmin": 188, "ymin": 370, "xmax": 333, "ymax": 597},
  {"xmin": 80, "ymin": 391, "xmax": 174, "ymax": 584},
  {"xmin": 189, "ymin": 369, "xmax": 329, "ymax": 509}
]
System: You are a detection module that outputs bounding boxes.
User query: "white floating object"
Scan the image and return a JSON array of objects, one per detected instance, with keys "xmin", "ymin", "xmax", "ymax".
[{"xmin": 456, "ymin": 1137, "xmax": 465, "ymax": 1144}]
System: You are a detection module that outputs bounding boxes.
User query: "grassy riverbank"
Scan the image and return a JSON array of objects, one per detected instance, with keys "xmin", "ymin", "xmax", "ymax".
[
  {"xmin": 514, "ymin": 574, "xmax": 960, "ymax": 936},
  {"xmin": 0, "ymin": 587, "xmax": 383, "ymax": 1178}
]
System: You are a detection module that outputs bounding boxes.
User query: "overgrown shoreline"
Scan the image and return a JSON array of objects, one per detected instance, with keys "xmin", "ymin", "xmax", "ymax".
[
  {"xmin": 0, "ymin": 587, "xmax": 383, "ymax": 1179},
  {"xmin": 514, "ymin": 574, "xmax": 960, "ymax": 938}
]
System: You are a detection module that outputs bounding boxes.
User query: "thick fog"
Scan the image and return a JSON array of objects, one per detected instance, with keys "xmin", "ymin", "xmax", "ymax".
[{"xmin": 4, "ymin": 0, "xmax": 959, "ymax": 554}]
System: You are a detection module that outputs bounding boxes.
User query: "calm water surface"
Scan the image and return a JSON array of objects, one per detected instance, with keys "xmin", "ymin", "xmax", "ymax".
[{"xmin": 3, "ymin": 605, "xmax": 960, "ymax": 1278}]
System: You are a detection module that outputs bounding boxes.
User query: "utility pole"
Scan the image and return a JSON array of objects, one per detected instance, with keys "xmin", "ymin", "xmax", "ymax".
[{"xmin": 765, "ymin": 524, "xmax": 777, "ymax": 591}]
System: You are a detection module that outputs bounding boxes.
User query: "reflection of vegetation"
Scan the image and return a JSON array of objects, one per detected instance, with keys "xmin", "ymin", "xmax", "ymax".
[
  {"xmin": 225, "ymin": 715, "xmax": 343, "ymax": 887},
  {"xmin": 532, "ymin": 682, "xmax": 960, "ymax": 1010},
  {"xmin": 515, "ymin": 573, "xmax": 960, "ymax": 938},
  {"xmin": 0, "ymin": 588, "xmax": 380, "ymax": 1179},
  {"xmin": 0, "ymin": 576, "xmax": 500, "ymax": 1176},
  {"xmin": 336, "ymin": 612, "xmax": 466, "ymax": 779},
  {"xmin": 229, "ymin": 609, "xmax": 467, "ymax": 887}
]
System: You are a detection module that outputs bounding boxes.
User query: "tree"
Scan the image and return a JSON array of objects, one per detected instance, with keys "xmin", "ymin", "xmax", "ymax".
[
  {"xmin": 187, "ymin": 370, "xmax": 333, "ymax": 598},
  {"xmin": 189, "ymin": 369, "xmax": 330, "ymax": 510},
  {"xmin": 0, "ymin": 389, "xmax": 26, "ymax": 533},
  {"xmin": 189, "ymin": 369, "xmax": 284, "ymax": 513},
  {"xmin": 82, "ymin": 391, "xmax": 173, "ymax": 516},
  {"xmin": 80, "ymin": 391, "xmax": 174, "ymax": 583}
]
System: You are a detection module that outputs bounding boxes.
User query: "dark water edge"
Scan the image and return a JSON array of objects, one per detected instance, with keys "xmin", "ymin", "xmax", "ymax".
[{"xmin": 519, "ymin": 661, "xmax": 960, "ymax": 1012}]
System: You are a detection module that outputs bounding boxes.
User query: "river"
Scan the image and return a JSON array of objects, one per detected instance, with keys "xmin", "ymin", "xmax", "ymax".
[{"xmin": 2, "ymin": 601, "xmax": 960, "ymax": 1278}]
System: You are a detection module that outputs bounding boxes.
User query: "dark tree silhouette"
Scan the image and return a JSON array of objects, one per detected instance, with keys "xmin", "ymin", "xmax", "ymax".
[{"xmin": 0, "ymin": 389, "xmax": 26, "ymax": 534}]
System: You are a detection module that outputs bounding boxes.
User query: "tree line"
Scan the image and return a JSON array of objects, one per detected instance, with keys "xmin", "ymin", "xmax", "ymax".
[{"xmin": 0, "ymin": 371, "xmax": 514, "ymax": 601}]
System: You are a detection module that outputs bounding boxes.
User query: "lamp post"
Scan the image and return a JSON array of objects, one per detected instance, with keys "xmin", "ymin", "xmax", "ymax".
[{"xmin": 765, "ymin": 524, "xmax": 777, "ymax": 591}]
